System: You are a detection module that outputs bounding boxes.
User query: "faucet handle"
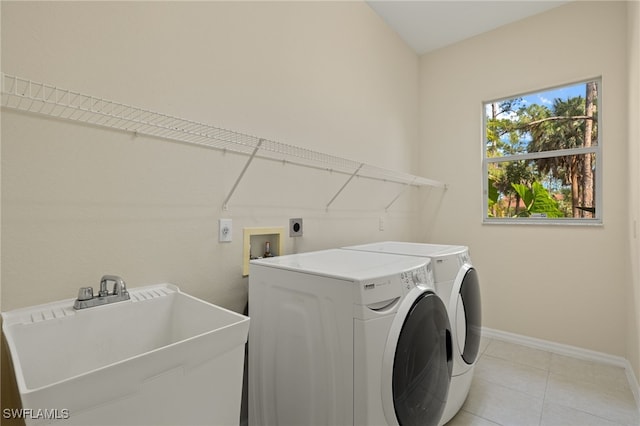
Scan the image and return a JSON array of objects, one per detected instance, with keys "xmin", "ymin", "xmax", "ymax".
[{"xmin": 77, "ymin": 286, "xmax": 94, "ymax": 301}]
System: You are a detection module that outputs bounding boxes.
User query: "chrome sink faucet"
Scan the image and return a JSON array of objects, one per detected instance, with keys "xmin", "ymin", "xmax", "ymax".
[{"xmin": 74, "ymin": 275, "xmax": 131, "ymax": 310}]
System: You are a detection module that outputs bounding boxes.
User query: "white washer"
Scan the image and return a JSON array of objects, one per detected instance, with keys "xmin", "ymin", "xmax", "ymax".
[
  {"xmin": 248, "ymin": 249, "xmax": 453, "ymax": 426},
  {"xmin": 343, "ymin": 242, "xmax": 482, "ymax": 425}
]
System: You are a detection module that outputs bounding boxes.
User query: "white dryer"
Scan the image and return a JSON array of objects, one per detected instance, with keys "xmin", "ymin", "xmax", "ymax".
[
  {"xmin": 343, "ymin": 242, "xmax": 482, "ymax": 425},
  {"xmin": 248, "ymin": 249, "xmax": 452, "ymax": 426}
]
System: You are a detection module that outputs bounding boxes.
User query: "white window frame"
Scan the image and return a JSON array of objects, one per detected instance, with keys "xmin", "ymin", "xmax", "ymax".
[{"xmin": 482, "ymin": 78, "xmax": 603, "ymax": 225}]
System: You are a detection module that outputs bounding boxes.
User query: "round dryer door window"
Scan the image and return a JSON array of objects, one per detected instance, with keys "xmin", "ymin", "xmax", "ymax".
[
  {"xmin": 458, "ymin": 267, "xmax": 481, "ymax": 365},
  {"xmin": 392, "ymin": 291, "xmax": 452, "ymax": 426}
]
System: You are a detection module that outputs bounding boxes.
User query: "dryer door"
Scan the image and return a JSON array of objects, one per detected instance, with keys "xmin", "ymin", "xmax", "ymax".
[
  {"xmin": 451, "ymin": 265, "xmax": 482, "ymax": 366},
  {"xmin": 382, "ymin": 287, "xmax": 452, "ymax": 426}
]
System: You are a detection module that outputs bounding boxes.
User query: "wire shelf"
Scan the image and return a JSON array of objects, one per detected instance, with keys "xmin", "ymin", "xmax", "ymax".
[{"xmin": 1, "ymin": 73, "xmax": 446, "ymax": 209}]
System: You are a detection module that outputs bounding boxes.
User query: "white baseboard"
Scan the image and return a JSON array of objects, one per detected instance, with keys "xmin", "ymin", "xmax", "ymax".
[{"xmin": 481, "ymin": 327, "xmax": 640, "ymax": 412}]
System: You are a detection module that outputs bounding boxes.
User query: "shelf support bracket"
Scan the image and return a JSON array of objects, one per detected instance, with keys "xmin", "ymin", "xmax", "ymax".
[
  {"xmin": 385, "ymin": 178, "xmax": 416, "ymax": 212},
  {"xmin": 326, "ymin": 163, "xmax": 364, "ymax": 210},
  {"xmin": 222, "ymin": 139, "xmax": 263, "ymax": 210}
]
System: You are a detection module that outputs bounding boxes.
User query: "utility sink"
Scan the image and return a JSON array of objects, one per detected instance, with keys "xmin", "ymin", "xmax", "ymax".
[{"xmin": 2, "ymin": 283, "xmax": 250, "ymax": 425}]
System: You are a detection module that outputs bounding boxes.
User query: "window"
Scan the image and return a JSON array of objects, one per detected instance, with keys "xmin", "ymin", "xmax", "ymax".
[{"xmin": 483, "ymin": 79, "xmax": 601, "ymax": 224}]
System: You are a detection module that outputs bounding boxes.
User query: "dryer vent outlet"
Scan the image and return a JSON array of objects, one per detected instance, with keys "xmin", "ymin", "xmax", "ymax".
[{"xmin": 289, "ymin": 218, "xmax": 303, "ymax": 237}]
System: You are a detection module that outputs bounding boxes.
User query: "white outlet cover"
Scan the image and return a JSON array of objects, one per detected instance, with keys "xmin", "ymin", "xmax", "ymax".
[{"xmin": 219, "ymin": 219, "xmax": 232, "ymax": 242}]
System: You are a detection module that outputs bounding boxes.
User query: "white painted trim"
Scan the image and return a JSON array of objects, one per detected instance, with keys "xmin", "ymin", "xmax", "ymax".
[
  {"xmin": 627, "ymin": 364, "xmax": 640, "ymax": 416},
  {"xmin": 482, "ymin": 327, "xmax": 628, "ymax": 366},
  {"xmin": 481, "ymin": 327, "xmax": 640, "ymax": 413}
]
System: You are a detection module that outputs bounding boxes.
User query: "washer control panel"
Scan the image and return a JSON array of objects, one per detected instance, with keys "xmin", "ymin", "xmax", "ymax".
[
  {"xmin": 355, "ymin": 259, "xmax": 434, "ymax": 308},
  {"xmin": 400, "ymin": 262, "xmax": 434, "ymax": 291}
]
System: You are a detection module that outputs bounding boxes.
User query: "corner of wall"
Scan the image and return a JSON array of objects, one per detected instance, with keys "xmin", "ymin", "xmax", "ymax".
[{"xmin": 628, "ymin": 0, "xmax": 640, "ymax": 386}]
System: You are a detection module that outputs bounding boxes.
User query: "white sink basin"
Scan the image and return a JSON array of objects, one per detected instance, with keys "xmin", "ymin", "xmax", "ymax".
[{"xmin": 2, "ymin": 283, "xmax": 249, "ymax": 425}]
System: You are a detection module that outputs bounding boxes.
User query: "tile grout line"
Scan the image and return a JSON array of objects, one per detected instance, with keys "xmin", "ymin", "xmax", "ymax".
[
  {"xmin": 538, "ymin": 367, "xmax": 551, "ymax": 426},
  {"xmin": 467, "ymin": 340, "xmax": 508, "ymax": 426}
]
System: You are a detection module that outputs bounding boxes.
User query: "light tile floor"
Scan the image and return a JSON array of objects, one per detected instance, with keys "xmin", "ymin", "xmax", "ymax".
[{"xmin": 447, "ymin": 338, "xmax": 640, "ymax": 426}]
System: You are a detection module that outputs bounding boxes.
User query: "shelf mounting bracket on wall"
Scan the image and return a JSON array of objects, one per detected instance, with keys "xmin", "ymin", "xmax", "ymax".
[
  {"xmin": 326, "ymin": 163, "xmax": 364, "ymax": 211},
  {"xmin": 385, "ymin": 178, "xmax": 415, "ymax": 212},
  {"xmin": 222, "ymin": 139, "xmax": 263, "ymax": 211}
]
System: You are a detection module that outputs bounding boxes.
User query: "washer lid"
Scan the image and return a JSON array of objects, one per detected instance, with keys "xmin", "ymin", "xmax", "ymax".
[
  {"xmin": 250, "ymin": 249, "xmax": 428, "ymax": 282},
  {"xmin": 344, "ymin": 241, "xmax": 468, "ymax": 258}
]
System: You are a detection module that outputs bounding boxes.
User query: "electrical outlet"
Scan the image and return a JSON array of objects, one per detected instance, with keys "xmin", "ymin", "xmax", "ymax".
[
  {"xmin": 289, "ymin": 218, "xmax": 303, "ymax": 237},
  {"xmin": 219, "ymin": 219, "xmax": 232, "ymax": 242}
]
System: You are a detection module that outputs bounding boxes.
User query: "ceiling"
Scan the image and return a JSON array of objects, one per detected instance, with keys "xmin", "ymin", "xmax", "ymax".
[{"xmin": 367, "ymin": 1, "xmax": 570, "ymax": 55}]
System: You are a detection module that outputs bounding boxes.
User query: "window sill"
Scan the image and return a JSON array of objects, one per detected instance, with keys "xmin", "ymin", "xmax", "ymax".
[{"xmin": 482, "ymin": 218, "xmax": 603, "ymax": 226}]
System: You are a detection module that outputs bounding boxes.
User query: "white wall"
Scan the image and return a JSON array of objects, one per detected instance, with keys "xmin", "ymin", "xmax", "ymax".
[
  {"xmin": 0, "ymin": 1, "xmax": 422, "ymax": 313},
  {"xmin": 2, "ymin": 0, "xmax": 638, "ymax": 412},
  {"xmin": 0, "ymin": 2, "xmax": 424, "ymax": 414},
  {"xmin": 418, "ymin": 1, "xmax": 630, "ymax": 359}
]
